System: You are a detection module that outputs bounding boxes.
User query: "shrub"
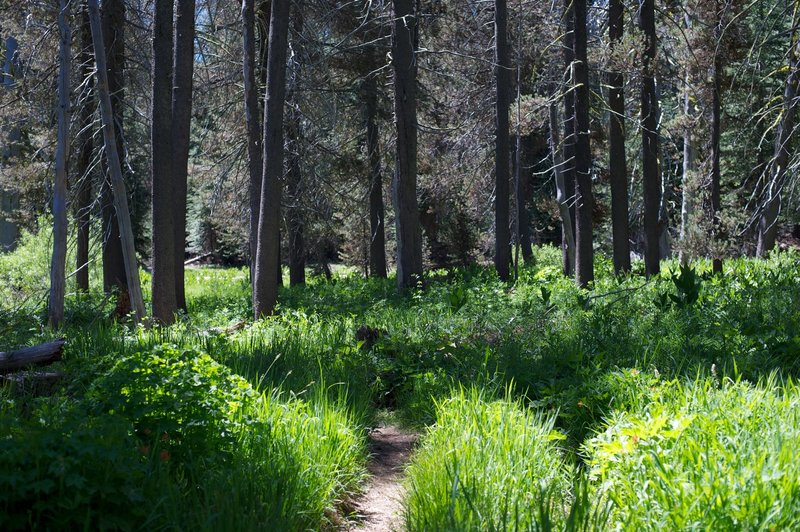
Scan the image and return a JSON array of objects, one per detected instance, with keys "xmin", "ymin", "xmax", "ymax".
[{"xmin": 0, "ymin": 344, "xmax": 366, "ymax": 530}]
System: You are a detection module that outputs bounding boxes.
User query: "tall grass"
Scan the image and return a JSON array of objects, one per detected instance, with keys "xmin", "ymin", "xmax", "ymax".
[
  {"xmin": 584, "ymin": 375, "xmax": 800, "ymax": 530},
  {"xmin": 404, "ymin": 387, "xmax": 573, "ymax": 531}
]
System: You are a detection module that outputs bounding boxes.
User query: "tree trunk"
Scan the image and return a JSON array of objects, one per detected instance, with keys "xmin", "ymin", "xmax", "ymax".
[
  {"xmin": 49, "ymin": 0, "xmax": 71, "ymax": 328},
  {"xmin": 640, "ymin": 0, "xmax": 661, "ymax": 276},
  {"xmin": 151, "ymin": 0, "xmax": 176, "ymax": 323},
  {"xmin": 608, "ymin": 0, "xmax": 630, "ymax": 275},
  {"xmin": 757, "ymin": 23, "xmax": 800, "ymax": 256},
  {"xmin": 253, "ymin": 0, "xmax": 290, "ymax": 318},
  {"xmin": 573, "ymin": 0, "xmax": 593, "ymax": 287},
  {"xmin": 75, "ymin": 4, "xmax": 93, "ymax": 292},
  {"xmin": 679, "ymin": 69, "xmax": 695, "ymax": 265},
  {"xmin": 550, "ymin": 103, "xmax": 576, "ymax": 270},
  {"xmin": 1, "ymin": 37, "xmax": 21, "ymax": 252},
  {"xmin": 562, "ymin": 0, "xmax": 576, "ymax": 277},
  {"xmin": 243, "ymin": 0, "xmax": 263, "ymax": 295},
  {"xmin": 710, "ymin": 8, "xmax": 723, "ymax": 274},
  {"xmin": 88, "ymin": 0, "xmax": 146, "ymax": 322},
  {"xmin": 100, "ymin": 0, "xmax": 128, "ymax": 304},
  {"xmin": 286, "ymin": 7, "xmax": 305, "ymax": 287},
  {"xmin": 286, "ymin": 120, "xmax": 305, "ymax": 287},
  {"xmin": 257, "ymin": 1, "xmax": 280, "ymax": 287},
  {"xmin": 365, "ymin": 74, "xmax": 387, "ymax": 278},
  {"xmin": 515, "ymin": 133, "xmax": 533, "ymax": 264},
  {"xmin": 494, "ymin": 0, "xmax": 511, "ymax": 281},
  {"xmin": 392, "ymin": 0, "xmax": 423, "ymax": 289},
  {"xmin": 171, "ymin": 0, "xmax": 195, "ymax": 311}
]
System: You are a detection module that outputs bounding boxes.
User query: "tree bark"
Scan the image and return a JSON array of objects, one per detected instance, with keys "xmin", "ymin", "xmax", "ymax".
[
  {"xmin": 494, "ymin": 0, "xmax": 511, "ymax": 281},
  {"xmin": 0, "ymin": 339, "xmax": 65, "ymax": 375},
  {"xmin": 75, "ymin": 4, "xmax": 93, "ymax": 293},
  {"xmin": 757, "ymin": 23, "xmax": 800, "ymax": 256},
  {"xmin": 608, "ymin": 0, "xmax": 630, "ymax": 275},
  {"xmin": 88, "ymin": 0, "xmax": 146, "ymax": 322},
  {"xmin": 172, "ymin": 0, "xmax": 195, "ymax": 311},
  {"xmin": 49, "ymin": 0, "xmax": 71, "ymax": 328},
  {"xmin": 1, "ymin": 37, "xmax": 21, "ymax": 252},
  {"xmin": 392, "ymin": 0, "xmax": 423, "ymax": 289},
  {"xmin": 253, "ymin": 0, "xmax": 290, "ymax": 318},
  {"xmin": 243, "ymin": 0, "xmax": 263, "ymax": 295},
  {"xmin": 151, "ymin": 0, "xmax": 176, "ymax": 323},
  {"xmin": 562, "ymin": 0, "xmax": 576, "ymax": 277},
  {"xmin": 573, "ymin": 0, "xmax": 593, "ymax": 287},
  {"xmin": 679, "ymin": 69, "xmax": 695, "ymax": 265},
  {"xmin": 516, "ymin": 134, "xmax": 532, "ymax": 263},
  {"xmin": 550, "ymin": 103, "xmax": 576, "ymax": 270},
  {"xmin": 365, "ymin": 74, "xmax": 387, "ymax": 278},
  {"xmin": 639, "ymin": 0, "xmax": 661, "ymax": 276},
  {"xmin": 710, "ymin": 7, "xmax": 723, "ymax": 273},
  {"xmin": 100, "ymin": 0, "xmax": 128, "ymax": 303},
  {"xmin": 286, "ymin": 7, "xmax": 305, "ymax": 287}
]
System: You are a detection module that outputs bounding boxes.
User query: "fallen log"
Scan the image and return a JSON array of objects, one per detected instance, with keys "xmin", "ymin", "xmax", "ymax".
[
  {"xmin": 0, "ymin": 339, "xmax": 66, "ymax": 374},
  {"xmin": 184, "ymin": 252, "xmax": 213, "ymax": 266}
]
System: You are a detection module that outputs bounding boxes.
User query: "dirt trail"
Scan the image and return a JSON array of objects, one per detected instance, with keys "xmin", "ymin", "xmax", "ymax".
[{"xmin": 349, "ymin": 425, "xmax": 418, "ymax": 532}]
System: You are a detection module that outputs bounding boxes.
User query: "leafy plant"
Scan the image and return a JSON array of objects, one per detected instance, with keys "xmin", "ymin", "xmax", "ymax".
[{"xmin": 669, "ymin": 264, "xmax": 703, "ymax": 308}]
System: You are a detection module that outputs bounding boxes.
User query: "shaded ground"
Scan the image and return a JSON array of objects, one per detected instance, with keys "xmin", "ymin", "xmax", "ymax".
[{"xmin": 349, "ymin": 425, "xmax": 418, "ymax": 532}]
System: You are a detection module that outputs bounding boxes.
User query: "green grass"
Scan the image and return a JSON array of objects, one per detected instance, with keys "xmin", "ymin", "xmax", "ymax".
[
  {"xmin": 2, "ymin": 222, "xmax": 800, "ymax": 529},
  {"xmin": 584, "ymin": 375, "xmax": 800, "ymax": 530},
  {"xmin": 404, "ymin": 387, "xmax": 574, "ymax": 531}
]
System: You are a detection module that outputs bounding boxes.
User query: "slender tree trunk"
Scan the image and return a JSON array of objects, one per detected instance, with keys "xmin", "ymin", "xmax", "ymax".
[
  {"xmin": 253, "ymin": 0, "xmax": 290, "ymax": 318},
  {"xmin": 172, "ymin": 0, "xmax": 195, "ymax": 311},
  {"xmin": 365, "ymin": 74, "xmax": 387, "ymax": 278},
  {"xmin": 517, "ymin": 134, "xmax": 532, "ymax": 263},
  {"xmin": 550, "ymin": 103, "xmax": 576, "ymax": 270},
  {"xmin": 243, "ymin": 0, "xmax": 263, "ymax": 294},
  {"xmin": 573, "ymin": 0, "xmax": 593, "ymax": 287},
  {"xmin": 757, "ymin": 22, "xmax": 800, "ymax": 256},
  {"xmin": 256, "ymin": 0, "xmax": 281, "ymax": 288},
  {"xmin": 392, "ymin": 0, "xmax": 423, "ymax": 289},
  {"xmin": 286, "ymin": 8, "xmax": 305, "ymax": 286},
  {"xmin": 494, "ymin": 0, "xmax": 511, "ymax": 281},
  {"xmin": 75, "ymin": 4, "xmax": 93, "ymax": 293},
  {"xmin": 608, "ymin": 0, "xmax": 630, "ymax": 274},
  {"xmin": 49, "ymin": 0, "xmax": 71, "ymax": 328},
  {"xmin": 640, "ymin": 0, "xmax": 661, "ymax": 276},
  {"xmin": 710, "ymin": 8, "xmax": 723, "ymax": 274},
  {"xmin": 100, "ymin": 0, "xmax": 128, "ymax": 304},
  {"xmin": 1, "ymin": 37, "xmax": 21, "ymax": 252},
  {"xmin": 151, "ymin": 0, "xmax": 176, "ymax": 323},
  {"xmin": 88, "ymin": 0, "xmax": 146, "ymax": 321},
  {"xmin": 679, "ymin": 69, "xmax": 694, "ymax": 265},
  {"xmin": 562, "ymin": 0, "xmax": 576, "ymax": 277}
]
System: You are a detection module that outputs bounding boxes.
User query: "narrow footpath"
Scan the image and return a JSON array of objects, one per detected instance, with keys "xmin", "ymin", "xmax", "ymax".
[{"xmin": 349, "ymin": 425, "xmax": 418, "ymax": 532}]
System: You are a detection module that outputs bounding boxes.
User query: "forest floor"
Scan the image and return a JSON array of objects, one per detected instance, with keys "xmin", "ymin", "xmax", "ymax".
[{"xmin": 350, "ymin": 425, "xmax": 418, "ymax": 531}]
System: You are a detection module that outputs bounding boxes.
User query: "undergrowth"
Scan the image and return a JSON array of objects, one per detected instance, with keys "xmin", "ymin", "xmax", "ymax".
[{"xmin": 2, "ymin": 224, "xmax": 800, "ymax": 529}]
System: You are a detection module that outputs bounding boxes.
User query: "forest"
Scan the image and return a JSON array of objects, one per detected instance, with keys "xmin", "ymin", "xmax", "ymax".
[{"xmin": 1, "ymin": 0, "xmax": 800, "ymax": 529}]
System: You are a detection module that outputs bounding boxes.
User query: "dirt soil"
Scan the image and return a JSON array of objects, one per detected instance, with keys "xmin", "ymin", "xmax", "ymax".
[{"xmin": 349, "ymin": 425, "xmax": 418, "ymax": 532}]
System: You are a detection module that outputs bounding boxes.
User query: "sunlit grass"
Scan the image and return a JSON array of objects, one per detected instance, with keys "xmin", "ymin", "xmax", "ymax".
[
  {"xmin": 584, "ymin": 375, "xmax": 800, "ymax": 530},
  {"xmin": 404, "ymin": 387, "xmax": 572, "ymax": 531}
]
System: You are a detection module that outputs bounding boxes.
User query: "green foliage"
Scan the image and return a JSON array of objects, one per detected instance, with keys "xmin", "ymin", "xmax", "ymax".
[
  {"xmin": 404, "ymin": 388, "xmax": 572, "ymax": 531},
  {"xmin": 668, "ymin": 263, "xmax": 704, "ymax": 308},
  {"xmin": 584, "ymin": 376, "xmax": 800, "ymax": 530},
  {"xmin": 88, "ymin": 345, "xmax": 256, "ymax": 465},
  {"xmin": 0, "ymin": 344, "xmax": 366, "ymax": 530},
  {"xmin": 2, "ymin": 242, "xmax": 800, "ymax": 529}
]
